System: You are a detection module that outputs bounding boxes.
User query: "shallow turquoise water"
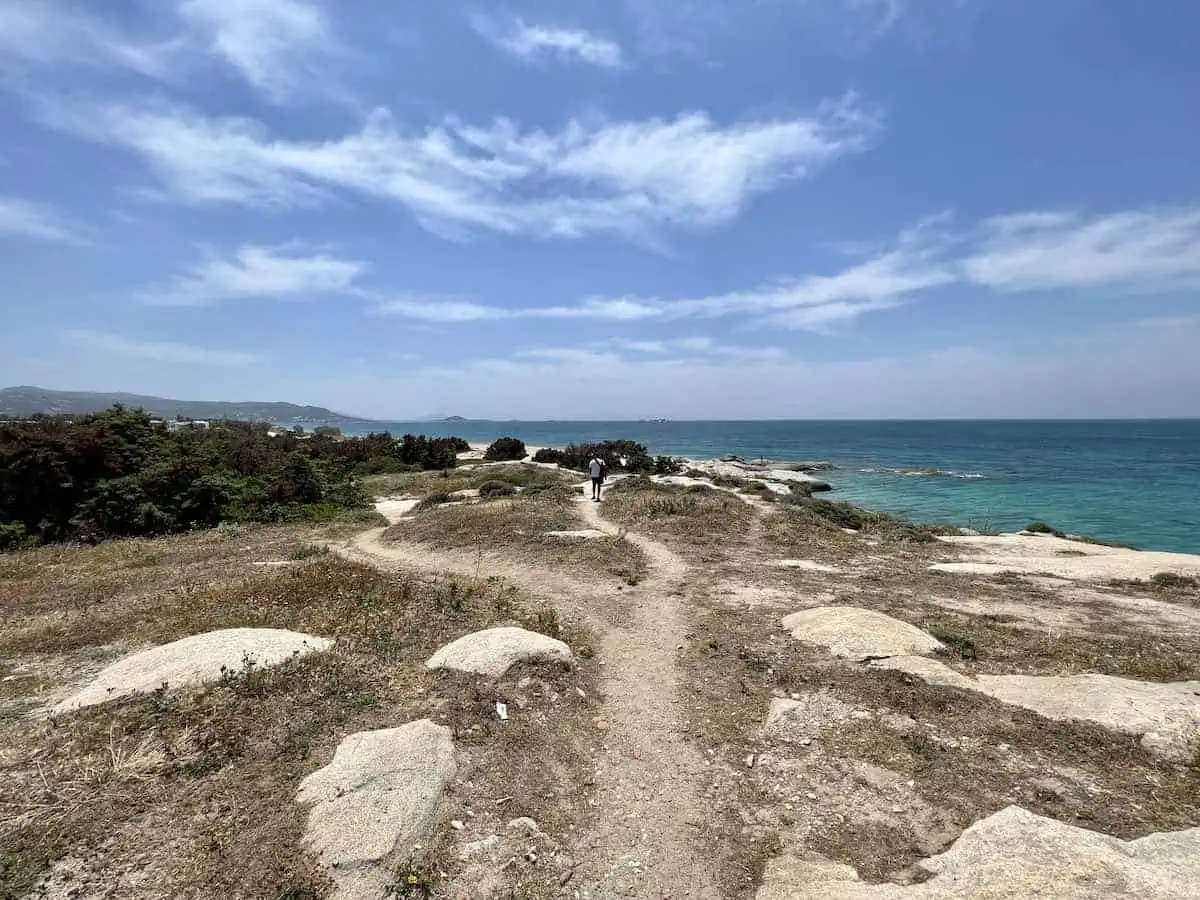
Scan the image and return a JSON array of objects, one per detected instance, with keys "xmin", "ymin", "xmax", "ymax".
[{"xmin": 338, "ymin": 420, "xmax": 1200, "ymax": 553}]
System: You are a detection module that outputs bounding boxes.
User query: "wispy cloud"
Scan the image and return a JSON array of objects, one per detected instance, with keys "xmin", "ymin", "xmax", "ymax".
[
  {"xmin": 63, "ymin": 330, "xmax": 261, "ymax": 366},
  {"xmin": 0, "ymin": 196, "xmax": 83, "ymax": 243},
  {"xmin": 473, "ymin": 16, "xmax": 625, "ymax": 68},
  {"xmin": 0, "ymin": 0, "xmax": 180, "ymax": 78},
  {"xmin": 962, "ymin": 208, "xmax": 1200, "ymax": 294},
  {"xmin": 42, "ymin": 95, "xmax": 880, "ymax": 240},
  {"xmin": 143, "ymin": 245, "xmax": 366, "ymax": 306},
  {"xmin": 178, "ymin": 0, "xmax": 336, "ymax": 102}
]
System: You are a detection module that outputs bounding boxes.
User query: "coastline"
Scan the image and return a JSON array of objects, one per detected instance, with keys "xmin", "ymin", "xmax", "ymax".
[{"xmin": 429, "ymin": 423, "xmax": 1200, "ymax": 554}]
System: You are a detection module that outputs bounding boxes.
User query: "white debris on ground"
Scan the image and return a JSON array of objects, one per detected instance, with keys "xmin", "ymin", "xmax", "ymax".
[
  {"xmin": 426, "ymin": 626, "xmax": 573, "ymax": 677},
  {"xmin": 775, "ymin": 559, "xmax": 844, "ymax": 574},
  {"xmin": 757, "ymin": 805, "xmax": 1200, "ymax": 899},
  {"xmin": 297, "ymin": 720, "xmax": 456, "ymax": 900},
  {"xmin": 52, "ymin": 628, "xmax": 332, "ymax": 714}
]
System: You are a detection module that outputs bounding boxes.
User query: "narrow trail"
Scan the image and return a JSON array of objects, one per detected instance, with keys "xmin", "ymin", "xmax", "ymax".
[
  {"xmin": 334, "ymin": 489, "xmax": 722, "ymax": 898},
  {"xmin": 570, "ymin": 493, "xmax": 718, "ymax": 898}
]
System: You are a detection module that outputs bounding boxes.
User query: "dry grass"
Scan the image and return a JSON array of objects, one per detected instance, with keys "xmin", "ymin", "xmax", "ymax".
[
  {"xmin": 386, "ymin": 488, "xmax": 649, "ymax": 586},
  {"xmin": 362, "ymin": 464, "xmax": 572, "ymax": 500},
  {"xmin": 681, "ymin": 599, "xmax": 1200, "ymax": 890},
  {"xmin": 0, "ymin": 531, "xmax": 598, "ymax": 899}
]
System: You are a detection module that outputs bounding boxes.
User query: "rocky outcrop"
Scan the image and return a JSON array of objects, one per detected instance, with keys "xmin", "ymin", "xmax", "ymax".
[
  {"xmin": 426, "ymin": 626, "xmax": 573, "ymax": 677},
  {"xmin": 757, "ymin": 805, "xmax": 1200, "ymax": 898},
  {"xmin": 781, "ymin": 607, "xmax": 944, "ymax": 661},
  {"xmin": 298, "ymin": 720, "xmax": 456, "ymax": 900},
  {"xmin": 52, "ymin": 628, "xmax": 332, "ymax": 714}
]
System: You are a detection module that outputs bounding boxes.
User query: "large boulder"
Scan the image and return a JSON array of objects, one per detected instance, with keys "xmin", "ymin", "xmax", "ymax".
[
  {"xmin": 426, "ymin": 626, "xmax": 573, "ymax": 677},
  {"xmin": 52, "ymin": 628, "xmax": 332, "ymax": 714},
  {"xmin": 781, "ymin": 607, "xmax": 943, "ymax": 661},
  {"xmin": 298, "ymin": 720, "xmax": 456, "ymax": 900},
  {"xmin": 757, "ymin": 805, "xmax": 1200, "ymax": 898}
]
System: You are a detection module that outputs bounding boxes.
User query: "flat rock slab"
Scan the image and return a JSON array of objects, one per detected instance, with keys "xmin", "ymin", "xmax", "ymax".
[
  {"xmin": 52, "ymin": 628, "xmax": 332, "ymax": 714},
  {"xmin": 298, "ymin": 720, "xmax": 456, "ymax": 900},
  {"xmin": 869, "ymin": 655, "xmax": 977, "ymax": 690},
  {"xmin": 867, "ymin": 661, "xmax": 1200, "ymax": 760},
  {"xmin": 974, "ymin": 673, "xmax": 1200, "ymax": 760},
  {"xmin": 426, "ymin": 626, "xmax": 573, "ymax": 677},
  {"xmin": 757, "ymin": 805, "xmax": 1200, "ymax": 898},
  {"xmin": 544, "ymin": 529, "xmax": 608, "ymax": 539},
  {"xmin": 782, "ymin": 607, "xmax": 943, "ymax": 661},
  {"xmin": 933, "ymin": 533, "xmax": 1200, "ymax": 582}
]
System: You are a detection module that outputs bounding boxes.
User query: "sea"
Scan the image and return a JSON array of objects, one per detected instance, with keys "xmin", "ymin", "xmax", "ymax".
[{"xmin": 336, "ymin": 419, "xmax": 1200, "ymax": 554}]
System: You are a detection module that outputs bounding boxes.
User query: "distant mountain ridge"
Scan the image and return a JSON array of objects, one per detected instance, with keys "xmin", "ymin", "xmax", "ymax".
[{"xmin": 0, "ymin": 386, "xmax": 368, "ymax": 423}]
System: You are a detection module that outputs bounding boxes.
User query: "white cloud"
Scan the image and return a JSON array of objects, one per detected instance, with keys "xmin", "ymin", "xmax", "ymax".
[
  {"xmin": 474, "ymin": 16, "xmax": 625, "ymax": 68},
  {"xmin": 0, "ymin": 1, "xmax": 181, "ymax": 78},
  {"xmin": 372, "ymin": 296, "xmax": 503, "ymax": 322},
  {"xmin": 0, "ymin": 196, "xmax": 82, "ymax": 243},
  {"xmin": 962, "ymin": 208, "xmax": 1200, "ymax": 294},
  {"xmin": 144, "ymin": 245, "xmax": 366, "ymax": 306},
  {"xmin": 63, "ymin": 330, "xmax": 260, "ymax": 366},
  {"xmin": 43, "ymin": 96, "xmax": 879, "ymax": 239},
  {"xmin": 178, "ymin": 0, "xmax": 335, "ymax": 102}
]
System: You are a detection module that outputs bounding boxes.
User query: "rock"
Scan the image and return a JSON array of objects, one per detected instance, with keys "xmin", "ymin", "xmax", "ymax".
[
  {"xmin": 868, "ymin": 656, "xmax": 976, "ymax": 691},
  {"xmin": 297, "ymin": 720, "xmax": 456, "ymax": 900},
  {"xmin": 973, "ymin": 673, "xmax": 1200, "ymax": 761},
  {"xmin": 544, "ymin": 529, "xmax": 608, "ymax": 539},
  {"xmin": 51, "ymin": 628, "xmax": 332, "ymax": 714},
  {"xmin": 781, "ymin": 607, "xmax": 943, "ymax": 661},
  {"xmin": 426, "ymin": 627, "xmax": 573, "ymax": 677},
  {"xmin": 507, "ymin": 817, "xmax": 541, "ymax": 836},
  {"xmin": 756, "ymin": 805, "xmax": 1200, "ymax": 898},
  {"xmin": 933, "ymin": 533, "xmax": 1200, "ymax": 582}
]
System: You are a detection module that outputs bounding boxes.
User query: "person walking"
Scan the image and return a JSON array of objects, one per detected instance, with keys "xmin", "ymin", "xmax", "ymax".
[{"xmin": 589, "ymin": 454, "xmax": 606, "ymax": 501}]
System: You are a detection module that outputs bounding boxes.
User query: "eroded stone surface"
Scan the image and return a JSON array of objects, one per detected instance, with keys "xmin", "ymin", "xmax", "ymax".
[
  {"xmin": 52, "ymin": 628, "xmax": 332, "ymax": 714},
  {"xmin": 426, "ymin": 626, "xmax": 573, "ymax": 677},
  {"xmin": 757, "ymin": 805, "xmax": 1200, "ymax": 898},
  {"xmin": 781, "ymin": 607, "xmax": 943, "ymax": 661},
  {"xmin": 298, "ymin": 720, "xmax": 456, "ymax": 900}
]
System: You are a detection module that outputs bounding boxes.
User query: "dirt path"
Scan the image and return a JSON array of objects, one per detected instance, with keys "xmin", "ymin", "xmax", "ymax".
[{"xmin": 337, "ymin": 492, "xmax": 721, "ymax": 897}]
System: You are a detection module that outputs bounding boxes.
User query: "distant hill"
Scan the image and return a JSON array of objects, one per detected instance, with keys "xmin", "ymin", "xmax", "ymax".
[{"xmin": 0, "ymin": 386, "xmax": 367, "ymax": 423}]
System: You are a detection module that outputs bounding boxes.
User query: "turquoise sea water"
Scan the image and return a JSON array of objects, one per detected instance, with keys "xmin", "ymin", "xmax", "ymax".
[{"xmin": 338, "ymin": 420, "xmax": 1200, "ymax": 553}]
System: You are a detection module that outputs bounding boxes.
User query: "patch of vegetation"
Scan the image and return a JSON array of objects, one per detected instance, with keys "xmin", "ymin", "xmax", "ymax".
[
  {"xmin": 531, "ymin": 440, "xmax": 679, "ymax": 474},
  {"xmin": 289, "ymin": 543, "xmax": 329, "ymax": 561},
  {"xmin": 478, "ymin": 480, "xmax": 517, "ymax": 499},
  {"xmin": 774, "ymin": 496, "xmax": 952, "ymax": 543},
  {"xmin": 413, "ymin": 492, "xmax": 454, "ymax": 512},
  {"xmin": 925, "ymin": 622, "xmax": 978, "ymax": 659},
  {"xmin": 483, "ymin": 437, "xmax": 527, "ymax": 462},
  {"xmin": 1025, "ymin": 522, "xmax": 1067, "ymax": 538},
  {"xmin": 1152, "ymin": 572, "xmax": 1199, "ymax": 590},
  {"xmin": 0, "ymin": 407, "xmax": 472, "ymax": 548}
]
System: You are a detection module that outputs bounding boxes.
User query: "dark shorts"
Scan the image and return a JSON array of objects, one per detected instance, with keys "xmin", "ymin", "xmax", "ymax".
[{"xmin": 591, "ymin": 477, "xmax": 602, "ymax": 486}]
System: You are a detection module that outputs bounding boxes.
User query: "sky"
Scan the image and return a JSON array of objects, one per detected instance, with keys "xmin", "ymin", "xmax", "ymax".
[{"xmin": 1, "ymin": 0, "xmax": 1198, "ymax": 420}]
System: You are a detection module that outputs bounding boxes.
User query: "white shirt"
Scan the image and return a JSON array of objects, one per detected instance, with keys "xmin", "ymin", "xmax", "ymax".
[{"xmin": 589, "ymin": 458, "xmax": 603, "ymax": 478}]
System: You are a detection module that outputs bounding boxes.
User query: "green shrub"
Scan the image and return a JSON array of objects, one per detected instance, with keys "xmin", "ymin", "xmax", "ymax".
[
  {"xmin": 926, "ymin": 622, "xmax": 978, "ymax": 659},
  {"xmin": 654, "ymin": 455, "xmax": 684, "ymax": 475},
  {"xmin": 413, "ymin": 491, "xmax": 453, "ymax": 512},
  {"xmin": 479, "ymin": 480, "xmax": 517, "ymax": 498},
  {"xmin": 1026, "ymin": 522, "xmax": 1067, "ymax": 538},
  {"xmin": 534, "ymin": 440, "xmax": 656, "ymax": 473},
  {"xmin": 1150, "ymin": 571, "xmax": 1198, "ymax": 590},
  {"xmin": 484, "ymin": 437, "xmax": 527, "ymax": 461},
  {"xmin": 0, "ymin": 521, "xmax": 31, "ymax": 552}
]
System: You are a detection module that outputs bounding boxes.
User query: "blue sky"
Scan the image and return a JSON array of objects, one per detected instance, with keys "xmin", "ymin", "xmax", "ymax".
[{"xmin": 1, "ymin": 0, "xmax": 1198, "ymax": 419}]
